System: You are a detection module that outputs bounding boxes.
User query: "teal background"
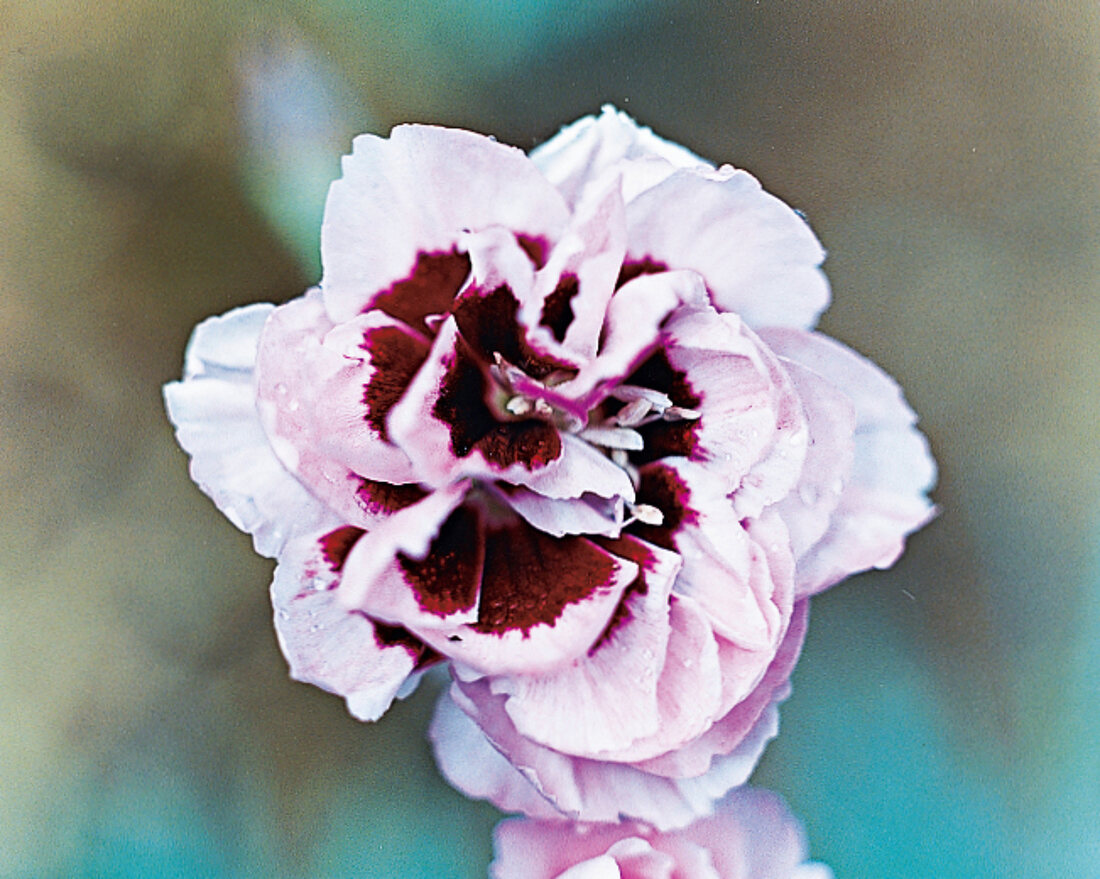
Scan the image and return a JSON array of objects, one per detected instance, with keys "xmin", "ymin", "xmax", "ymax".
[{"xmin": 2, "ymin": 2, "xmax": 1098, "ymax": 876}]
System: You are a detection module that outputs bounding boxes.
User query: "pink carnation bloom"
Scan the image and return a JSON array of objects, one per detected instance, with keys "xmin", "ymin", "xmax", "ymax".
[
  {"xmin": 164, "ymin": 107, "xmax": 935, "ymax": 826},
  {"xmin": 491, "ymin": 788, "xmax": 832, "ymax": 879}
]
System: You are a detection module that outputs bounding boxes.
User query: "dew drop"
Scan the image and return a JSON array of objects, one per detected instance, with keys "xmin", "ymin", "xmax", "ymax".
[{"xmin": 275, "ymin": 382, "xmax": 289, "ymax": 396}]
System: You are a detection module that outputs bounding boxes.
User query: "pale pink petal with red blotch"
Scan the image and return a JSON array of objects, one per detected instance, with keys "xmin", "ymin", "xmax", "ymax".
[
  {"xmin": 644, "ymin": 306, "xmax": 808, "ymax": 500},
  {"xmin": 321, "ymin": 124, "xmax": 570, "ymax": 322},
  {"xmin": 633, "ymin": 600, "xmax": 807, "ymax": 779},
  {"xmin": 271, "ymin": 526, "xmax": 437, "ymax": 722},
  {"xmin": 163, "ymin": 303, "xmax": 333, "ymax": 558},
  {"xmin": 523, "ymin": 171, "xmax": 629, "ymax": 362},
  {"xmin": 476, "ymin": 536, "xmax": 681, "ymax": 757},
  {"xmin": 386, "ymin": 316, "xmax": 634, "ymax": 501},
  {"xmin": 632, "ymin": 459, "xmax": 788, "ymax": 655},
  {"xmin": 760, "ymin": 329, "xmax": 937, "ymax": 596},
  {"xmin": 624, "ymin": 167, "xmax": 829, "ymax": 330},
  {"xmin": 254, "ymin": 290, "xmax": 423, "ymax": 526},
  {"xmin": 415, "ymin": 520, "xmax": 639, "ymax": 676},
  {"xmin": 560, "ymin": 270, "xmax": 706, "ymax": 412},
  {"xmin": 530, "ymin": 105, "xmax": 711, "ymax": 211}
]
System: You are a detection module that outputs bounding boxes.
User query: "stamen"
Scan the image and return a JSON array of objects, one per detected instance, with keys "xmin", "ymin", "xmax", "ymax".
[
  {"xmin": 626, "ymin": 502, "xmax": 664, "ymax": 526},
  {"xmin": 613, "ymin": 398, "xmax": 652, "ymax": 427},
  {"xmin": 579, "ymin": 425, "xmax": 645, "ymax": 451},
  {"xmin": 664, "ymin": 406, "xmax": 701, "ymax": 421},
  {"xmin": 610, "ymin": 385, "xmax": 674, "ymax": 410},
  {"xmin": 505, "ymin": 396, "xmax": 533, "ymax": 416}
]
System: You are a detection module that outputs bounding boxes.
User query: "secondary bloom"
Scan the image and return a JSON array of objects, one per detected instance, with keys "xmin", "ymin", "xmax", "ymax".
[
  {"xmin": 490, "ymin": 788, "xmax": 832, "ymax": 879},
  {"xmin": 164, "ymin": 107, "xmax": 935, "ymax": 826}
]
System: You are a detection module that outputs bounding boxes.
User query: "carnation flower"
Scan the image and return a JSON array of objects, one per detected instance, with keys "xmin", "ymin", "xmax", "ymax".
[
  {"xmin": 164, "ymin": 107, "xmax": 935, "ymax": 826},
  {"xmin": 490, "ymin": 787, "xmax": 833, "ymax": 879}
]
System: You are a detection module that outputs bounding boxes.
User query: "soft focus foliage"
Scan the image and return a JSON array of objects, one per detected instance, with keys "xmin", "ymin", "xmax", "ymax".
[{"xmin": 2, "ymin": 1, "xmax": 1099, "ymax": 877}]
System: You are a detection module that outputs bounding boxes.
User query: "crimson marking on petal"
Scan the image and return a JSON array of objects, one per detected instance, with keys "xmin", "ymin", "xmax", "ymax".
[
  {"xmin": 320, "ymin": 526, "xmax": 366, "ymax": 573},
  {"xmin": 539, "ymin": 273, "xmax": 579, "ymax": 343},
  {"xmin": 616, "ymin": 257, "xmax": 668, "ymax": 289},
  {"xmin": 372, "ymin": 620, "xmax": 445, "ymax": 669},
  {"xmin": 627, "ymin": 348, "xmax": 703, "ymax": 464},
  {"xmin": 452, "ymin": 285, "xmax": 570, "ymax": 379},
  {"xmin": 398, "ymin": 505, "xmax": 484, "ymax": 617},
  {"xmin": 515, "ymin": 233, "xmax": 548, "ymax": 269},
  {"xmin": 433, "ymin": 342, "xmax": 563, "ymax": 470},
  {"xmin": 370, "ymin": 249, "xmax": 472, "ymax": 334},
  {"xmin": 362, "ymin": 325, "xmax": 431, "ymax": 441},
  {"xmin": 472, "ymin": 525, "xmax": 618, "ymax": 635},
  {"xmin": 629, "ymin": 465, "xmax": 696, "ymax": 551},
  {"xmin": 586, "ymin": 535, "xmax": 655, "ymax": 653},
  {"xmin": 356, "ymin": 478, "xmax": 429, "ymax": 516}
]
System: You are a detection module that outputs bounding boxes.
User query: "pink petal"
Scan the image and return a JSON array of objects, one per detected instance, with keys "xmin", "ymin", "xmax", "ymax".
[
  {"xmin": 254, "ymin": 290, "xmax": 423, "ymax": 526},
  {"xmin": 477, "ymin": 537, "xmax": 680, "ymax": 757},
  {"xmin": 577, "ymin": 593, "xmax": 722, "ymax": 765},
  {"xmin": 644, "ymin": 307, "xmax": 808, "ymax": 498},
  {"xmin": 271, "ymin": 528, "xmax": 436, "ymax": 721},
  {"xmin": 633, "ymin": 600, "xmax": 808, "ymax": 779},
  {"xmin": 632, "ymin": 459, "xmax": 790, "ymax": 654},
  {"xmin": 321, "ymin": 124, "xmax": 570, "ymax": 322},
  {"xmin": 523, "ymin": 171, "xmax": 629, "ymax": 360},
  {"xmin": 760, "ymin": 329, "xmax": 937, "ymax": 595},
  {"xmin": 624, "ymin": 167, "xmax": 829, "ymax": 330},
  {"xmin": 501, "ymin": 487, "xmax": 623, "ymax": 538},
  {"xmin": 434, "ymin": 677, "xmax": 785, "ymax": 830},
  {"xmin": 560, "ymin": 269, "xmax": 707, "ymax": 411},
  {"xmin": 163, "ymin": 303, "xmax": 334, "ymax": 558},
  {"xmin": 530, "ymin": 105, "xmax": 712, "ymax": 210}
]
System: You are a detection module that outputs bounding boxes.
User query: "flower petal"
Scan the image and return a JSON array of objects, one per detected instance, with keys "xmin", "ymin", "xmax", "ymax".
[
  {"xmin": 531, "ymin": 105, "xmax": 711, "ymax": 210},
  {"xmin": 760, "ymin": 329, "xmax": 937, "ymax": 595},
  {"xmin": 523, "ymin": 170, "xmax": 629, "ymax": 361},
  {"xmin": 433, "ymin": 676, "xmax": 787, "ymax": 830},
  {"xmin": 624, "ymin": 167, "xmax": 829, "ymax": 330},
  {"xmin": 631, "ymin": 459, "xmax": 790, "ymax": 654},
  {"xmin": 271, "ymin": 528, "xmax": 438, "ymax": 721},
  {"xmin": 560, "ymin": 269, "xmax": 707, "ymax": 411},
  {"xmin": 478, "ymin": 536, "xmax": 681, "ymax": 757},
  {"xmin": 163, "ymin": 303, "xmax": 333, "ymax": 558},
  {"xmin": 254, "ymin": 290, "xmax": 424, "ymax": 525},
  {"xmin": 633, "ymin": 600, "xmax": 808, "ymax": 779},
  {"xmin": 322, "ymin": 124, "xmax": 570, "ymax": 322}
]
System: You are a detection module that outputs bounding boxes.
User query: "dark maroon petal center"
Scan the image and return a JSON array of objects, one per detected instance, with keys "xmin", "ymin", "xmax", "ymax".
[
  {"xmin": 625, "ymin": 348, "xmax": 703, "ymax": 464},
  {"xmin": 616, "ymin": 256, "xmax": 669, "ymax": 289},
  {"xmin": 432, "ymin": 339, "xmax": 563, "ymax": 471},
  {"xmin": 398, "ymin": 505, "xmax": 484, "ymax": 617},
  {"xmin": 473, "ymin": 521, "xmax": 620, "ymax": 635},
  {"xmin": 356, "ymin": 478, "xmax": 429, "ymax": 516},
  {"xmin": 629, "ymin": 463, "xmax": 697, "ymax": 550},
  {"xmin": 362, "ymin": 325, "xmax": 431, "ymax": 441},
  {"xmin": 320, "ymin": 525, "xmax": 366, "ymax": 573},
  {"xmin": 539, "ymin": 273, "xmax": 579, "ymax": 343},
  {"xmin": 370, "ymin": 248, "xmax": 472, "ymax": 335}
]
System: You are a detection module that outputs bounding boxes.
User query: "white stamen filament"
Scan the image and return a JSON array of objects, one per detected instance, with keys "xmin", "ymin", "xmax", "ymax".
[
  {"xmin": 579, "ymin": 425, "xmax": 645, "ymax": 451},
  {"xmin": 626, "ymin": 503, "xmax": 664, "ymax": 527},
  {"xmin": 613, "ymin": 398, "xmax": 652, "ymax": 427}
]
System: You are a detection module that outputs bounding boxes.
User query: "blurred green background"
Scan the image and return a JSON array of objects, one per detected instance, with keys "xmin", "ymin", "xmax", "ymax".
[{"xmin": 1, "ymin": 1, "xmax": 1097, "ymax": 876}]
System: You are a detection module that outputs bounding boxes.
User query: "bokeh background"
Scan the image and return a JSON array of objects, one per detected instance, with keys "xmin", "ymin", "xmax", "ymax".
[{"xmin": 2, "ymin": 1, "xmax": 1098, "ymax": 876}]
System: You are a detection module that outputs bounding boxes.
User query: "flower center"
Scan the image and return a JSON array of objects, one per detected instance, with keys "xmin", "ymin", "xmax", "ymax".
[{"xmin": 488, "ymin": 351, "xmax": 701, "ymax": 529}]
